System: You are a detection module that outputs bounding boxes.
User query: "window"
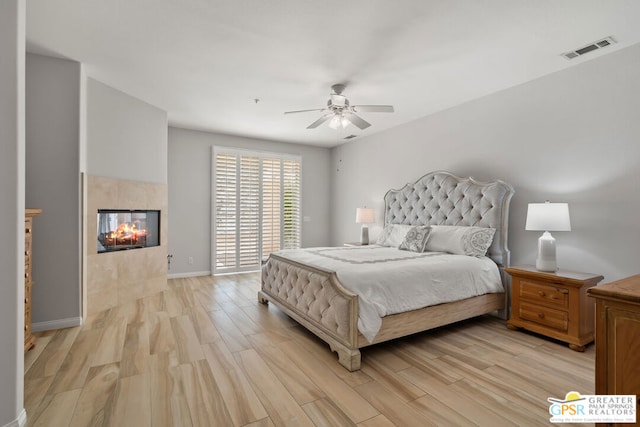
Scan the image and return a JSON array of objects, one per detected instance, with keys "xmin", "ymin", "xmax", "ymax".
[{"xmin": 213, "ymin": 147, "xmax": 301, "ymax": 274}]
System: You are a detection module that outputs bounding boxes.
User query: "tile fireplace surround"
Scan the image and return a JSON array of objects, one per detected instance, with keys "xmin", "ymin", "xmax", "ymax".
[{"xmin": 85, "ymin": 175, "xmax": 168, "ymax": 316}]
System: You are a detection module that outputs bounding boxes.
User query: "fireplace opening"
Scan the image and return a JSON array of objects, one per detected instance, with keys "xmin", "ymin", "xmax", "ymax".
[{"xmin": 97, "ymin": 209, "xmax": 160, "ymax": 253}]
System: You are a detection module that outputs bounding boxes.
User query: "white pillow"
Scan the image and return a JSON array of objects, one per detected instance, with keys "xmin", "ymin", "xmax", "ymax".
[
  {"xmin": 399, "ymin": 225, "xmax": 431, "ymax": 252},
  {"xmin": 376, "ymin": 224, "xmax": 412, "ymax": 248},
  {"xmin": 425, "ymin": 225, "xmax": 496, "ymax": 257}
]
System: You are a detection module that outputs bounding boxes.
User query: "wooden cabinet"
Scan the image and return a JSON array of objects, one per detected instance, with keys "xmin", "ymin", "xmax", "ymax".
[
  {"xmin": 25, "ymin": 208, "xmax": 42, "ymax": 352},
  {"xmin": 588, "ymin": 275, "xmax": 640, "ymax": 427},
  {"xmin": 505, "ymin": 265, "xmax": 603, "ymax": 351}
]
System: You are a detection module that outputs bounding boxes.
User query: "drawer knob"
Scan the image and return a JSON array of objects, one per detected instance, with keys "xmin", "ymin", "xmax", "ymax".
[
  {"xmin": 538, "ymin": 313, "xmax": 545, "ymax": 319},
  {"xmin": 538, "ymin": 291, "xmax": 546, "ymax": 297}
]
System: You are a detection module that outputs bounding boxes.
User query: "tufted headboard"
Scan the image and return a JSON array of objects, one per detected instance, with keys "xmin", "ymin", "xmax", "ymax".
[{"xmin": 383, "ymin": 171, "xmax": 515, "ymax": 267}]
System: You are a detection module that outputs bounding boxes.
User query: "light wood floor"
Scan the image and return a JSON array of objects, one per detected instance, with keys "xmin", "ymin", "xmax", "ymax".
[{"xmin": 24, "ymin": 273, "xmax": 595, "ymax": 426}]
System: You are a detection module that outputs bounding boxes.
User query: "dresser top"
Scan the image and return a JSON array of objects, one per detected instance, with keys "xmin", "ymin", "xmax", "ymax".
[
  {"xmin": 505, "ymin": 265, "xmax": 604, "ymax": 285},
  {"xmin": 588, "ymin": 274, "xmax": 640, "ymax": 303},
  {"xmin": 26, "ymin": 208, "xmax": 42, "ymax": 217}
]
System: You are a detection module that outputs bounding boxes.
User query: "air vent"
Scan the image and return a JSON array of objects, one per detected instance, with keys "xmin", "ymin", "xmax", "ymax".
[
  {"xmin": 562, "ymin": 36, "xmax": 616, "ymax": 60},
  {"xmin": 344, "ymin": 134, "xmax": 358, "ymax": 139}
]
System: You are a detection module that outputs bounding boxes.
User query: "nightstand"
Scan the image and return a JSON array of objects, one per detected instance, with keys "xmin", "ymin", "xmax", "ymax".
[
  {"xmin": 343, "ymin": 242, "xmax": 369, "ymax": 247},
  {"xmin": 505, "ymin": 265, "xmax": 603, "ymax": 351}
]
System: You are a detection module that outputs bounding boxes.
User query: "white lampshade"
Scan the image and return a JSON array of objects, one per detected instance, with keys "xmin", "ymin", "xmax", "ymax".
[
  {"xmin": 525, "ymin": 202, "xmax": 571, "ymax": 231},
  {"xmin": 355, "ymin": 208, "xmax": 375, "ymax": 224},
  {"xmin": 525, "ymin": 201, "xmax": 571, "ymax": 272}
]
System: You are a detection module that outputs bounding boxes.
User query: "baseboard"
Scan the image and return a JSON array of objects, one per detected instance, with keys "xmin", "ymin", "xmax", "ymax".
[
  {"xmin": 32, "ymin": 316, "xmax": 83, "ymax": 332},
  {"xmin": 167, "ymin": 271, "xmax": 211, "ymax": 279},
  {"xmin": 2, "ymin": 408, "xmax": 26, "ymax": 427}
]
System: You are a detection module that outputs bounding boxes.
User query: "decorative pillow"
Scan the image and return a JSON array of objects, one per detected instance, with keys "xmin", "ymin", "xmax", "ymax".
[
  {"xmin": 399, "ymin": 226, "xmax": 431, "ymax": 252},
  {"xmin": 376, "ymin": 224, "xmax": 412, "ymax": 248},
  {"xmin": 425, "ymin": 225, "xmax": 496, "ymax": 257}
]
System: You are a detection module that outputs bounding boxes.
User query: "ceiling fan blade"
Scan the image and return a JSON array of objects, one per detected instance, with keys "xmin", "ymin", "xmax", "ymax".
[
  {"xmin": 352, "ymin": 105, "xmax": 395, "ymax": 113},
  {"xmin": 344, "ymin": 112, "xmax": 371, "ymax": 130},
  {"xmin": 307, "ymin": 113, "xmax": 333, "ymax": 129},
  {"xmin": 284, "ymin": 108, "xmax": 325, "ymax": 115}
]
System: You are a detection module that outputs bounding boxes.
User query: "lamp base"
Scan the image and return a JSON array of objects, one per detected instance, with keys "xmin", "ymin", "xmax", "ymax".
[
  {"xmin": 360, "ymin": 225, "xmax": 369, "ymax": 245},
  {"xmin": 536, "ymin": 231, "xmax": 558, "ymax": 272}
]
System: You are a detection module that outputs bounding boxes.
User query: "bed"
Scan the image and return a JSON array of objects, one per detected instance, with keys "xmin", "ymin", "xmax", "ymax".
[{"xmin": 259, "ymin": 171, "xmax": 515, "ymax": 371}]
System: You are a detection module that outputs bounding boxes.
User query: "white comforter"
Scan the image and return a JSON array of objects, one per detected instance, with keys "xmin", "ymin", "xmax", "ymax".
[{"xmin": 274, "ymin": 245, "xmax": 503, "ymax": 342}]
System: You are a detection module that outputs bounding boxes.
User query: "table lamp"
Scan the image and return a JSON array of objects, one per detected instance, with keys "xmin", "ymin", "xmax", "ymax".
[
  {"xmin": 525, "ymin": 201, "xmax": 571, "ymax": 272},
  {"xmin": 355, "ymin": 207, "xmax": 375, "ymax": 245}
]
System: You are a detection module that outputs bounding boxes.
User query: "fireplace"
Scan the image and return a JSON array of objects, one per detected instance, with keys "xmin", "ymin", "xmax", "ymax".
[{"xmin": 97, "ymin": 209, "xmax": 160, "ymax": 253}]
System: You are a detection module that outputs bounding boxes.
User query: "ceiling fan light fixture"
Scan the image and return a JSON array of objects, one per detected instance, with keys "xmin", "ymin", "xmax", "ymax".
[
  {"xmin": 328, "ymin": 115, "xmax": 341, "ymax": 129},
  {"xmin": 328, "ymin": 113, "xmax": 350, "ymax": 130},
  {"xmin": 284, "ymin": 84, "xmax": 394, "ymax": 131}
]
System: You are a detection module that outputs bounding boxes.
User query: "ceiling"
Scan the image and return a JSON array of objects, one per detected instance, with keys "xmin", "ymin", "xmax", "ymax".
[{"xmin": 26, "ymin": 1, "xmax": 640, "ymax": 147}]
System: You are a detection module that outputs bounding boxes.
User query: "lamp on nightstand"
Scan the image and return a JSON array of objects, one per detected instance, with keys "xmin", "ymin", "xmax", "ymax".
[
  {"xmin": 355, "ymin": 207, "xmax": 375, "ymax": 245},
  {"xmin": 525, "ymin": 201, "xmax": 571, "ymax": 272}
]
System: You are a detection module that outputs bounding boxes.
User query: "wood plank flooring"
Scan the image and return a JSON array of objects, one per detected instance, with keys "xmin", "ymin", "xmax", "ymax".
[{"xmin": 24, "ymin": 273, "xmax": 595, "ymax": 426}]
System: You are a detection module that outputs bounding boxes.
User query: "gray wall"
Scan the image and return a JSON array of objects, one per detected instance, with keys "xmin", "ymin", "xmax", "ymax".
[
  {"xmin": 167, "ymin": 127, "xmax": 332, "ymax": 276},
  {"xmin": 0, "ymin": 0, "xmax": 25, "ymax": 424},
  {"xmin": 331, "ymin": 43, "xmax": 640, "ymax": 283},
  {"xmin": 26, "ymin": 53, "xmax": 83, "ymax": 327},
  {"xmin": 87, "ymin": 78, "xmax": 168, "ymax": 184}
]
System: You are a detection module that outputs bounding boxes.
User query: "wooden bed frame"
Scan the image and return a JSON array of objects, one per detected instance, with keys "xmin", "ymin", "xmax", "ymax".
[{"xmin": 259, "ymin": 171, "xmax": 515, "ymax": 371}]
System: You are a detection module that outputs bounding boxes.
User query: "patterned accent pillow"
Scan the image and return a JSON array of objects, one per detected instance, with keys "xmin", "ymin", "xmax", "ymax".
[
  {"xmin": 376, "ymin": 224, "xmax": 394, "ymax": 246},
  {"xmin": 399, "ymin": 226, "xmax": 431, "ymax": 252},
  {"xmin": 376, "ymin": 224, "xmax": 413, "ymax": 248},
  {"xmin": 425, "ymin": 225, "xmax": 496, "ymax": 257}
]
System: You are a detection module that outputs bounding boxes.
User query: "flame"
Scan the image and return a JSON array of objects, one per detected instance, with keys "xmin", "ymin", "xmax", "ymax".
[{"xmin": 105, "ymin": 221, "xmax": 147, "ymax": 245}]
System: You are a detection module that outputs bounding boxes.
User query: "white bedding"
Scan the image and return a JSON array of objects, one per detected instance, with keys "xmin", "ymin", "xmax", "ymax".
[{"xmin": 274, "ymin": 245, "xmax": 504, "ymax": 342}]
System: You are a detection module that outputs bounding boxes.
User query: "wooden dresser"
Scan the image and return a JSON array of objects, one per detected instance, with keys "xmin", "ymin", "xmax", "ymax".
[
  {"xmin": 505, "ymin": 265, "xmax": 603, "ymax": 351},
  {"xmin": 25, "ymin": 208, "xmax": 42, "ymax": 352},
  {"xmin": 588, "ymin": 275, "xmax": 640, "ymax": 427}
]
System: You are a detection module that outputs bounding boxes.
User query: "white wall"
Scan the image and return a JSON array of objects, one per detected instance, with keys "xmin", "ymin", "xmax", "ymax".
[
  {"xmin": 331, "ymin": 43, "xmax": 640, "ymax": 283},
  {"xmin": 86, "ymin": 78, "xmax": 167, "ymax": 184},
  {"xmin": 26, "ymin": 53, "xmax": 83, "ymax": 327},
  {"xmin": 0, "ymin": 0, "xmax": 26, "ymax": 425},
  {"xmin": 168, "ymin": 127, "xmax": 332, "ymax": 276}
]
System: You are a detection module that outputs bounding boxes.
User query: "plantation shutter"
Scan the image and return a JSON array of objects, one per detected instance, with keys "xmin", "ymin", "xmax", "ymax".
[
  {"xmin": 213, "ymin": 153, "xmax": 237, "ymax": 271},
  {"xmin": 261, "ymin": 158, "xmax": 281, "ymax": 261},
  {"xmin": 238, "ymin": 156, "xmax": 260, "ymax": 269},
  {"xmin": 282, "ymin": 159, "xmax": 301, "ymax": 250},
  {"xmin": 213, "ymin": 148, "xmax": 301, "ymax": 274}
]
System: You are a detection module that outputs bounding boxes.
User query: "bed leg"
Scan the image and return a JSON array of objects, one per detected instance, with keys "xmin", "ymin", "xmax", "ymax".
[
  {"xmin": 330, "ymin": 344, "xmax": 361, "ymax": 372},
  {"xmin": 257, "ymin": 291, "xmax": 269, "ymax": 305}
]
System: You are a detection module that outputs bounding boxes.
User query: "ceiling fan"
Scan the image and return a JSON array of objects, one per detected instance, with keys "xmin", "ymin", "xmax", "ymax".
[{"xmin": 284, "ymin": 84, "xmax": 394, "ymax": 130}]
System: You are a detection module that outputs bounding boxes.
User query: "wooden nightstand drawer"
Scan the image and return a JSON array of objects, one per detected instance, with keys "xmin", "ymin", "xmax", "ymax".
[
  {"xmin": 520, "ymin": 301, "xmax": 568, "ymax": 332},
  {"xmin": 520, "ymin": 280, "xmax": 568, "ymax": 309}
]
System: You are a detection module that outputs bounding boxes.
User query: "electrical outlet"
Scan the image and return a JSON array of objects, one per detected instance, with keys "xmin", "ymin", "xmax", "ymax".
[{"xmin": 188, "ymin": 256, "xmax": 194, "ymax": 265}]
